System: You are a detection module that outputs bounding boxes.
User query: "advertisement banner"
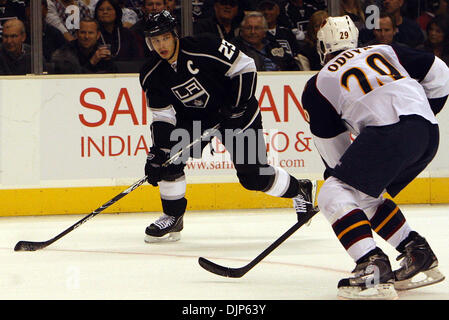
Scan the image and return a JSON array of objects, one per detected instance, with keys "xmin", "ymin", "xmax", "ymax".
[
  {"xmin": 39, "ymin": 73, "xmax": 324, "ymax": 185},
  {"xmin": 41, "ymin": 78, "xmax": 148, "ymax": 181}
]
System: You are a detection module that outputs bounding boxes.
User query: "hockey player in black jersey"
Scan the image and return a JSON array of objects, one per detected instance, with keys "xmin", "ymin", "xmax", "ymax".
[{"xmin": 139, "ymin": 10, "xmax": 315, "ymax": 243}]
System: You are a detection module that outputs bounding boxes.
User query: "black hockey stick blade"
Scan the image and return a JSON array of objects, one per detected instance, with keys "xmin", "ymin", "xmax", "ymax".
[
  {"xmin": 14, "ymin": 241, "xmax": 45, "ymax": 252},
  {"xmin": 198, "ymin": 207, "xmax": 319, "ymax": 278},
  {"xmin": 198, "ymin": 256, "xmax": 247, "ymax": 278}
]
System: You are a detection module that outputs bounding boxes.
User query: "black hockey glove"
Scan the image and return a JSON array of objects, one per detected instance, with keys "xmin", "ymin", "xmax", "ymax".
[
  {"xmin": 219, "ymin": 105, "xmax": 248, "ymax": 130},
  {"xmin": 145, "ymin": 146, "xmax": 169, "ymax": 186}
]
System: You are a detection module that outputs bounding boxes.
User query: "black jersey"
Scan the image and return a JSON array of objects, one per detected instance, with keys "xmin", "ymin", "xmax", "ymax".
[{"xmin": 140, "ymin": 36, "xmax": 259, "ymax": 132}]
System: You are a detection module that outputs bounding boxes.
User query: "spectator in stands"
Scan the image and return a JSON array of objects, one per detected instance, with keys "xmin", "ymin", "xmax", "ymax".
[
  {"xmin": 51, "ymin": 18, "xmax": 117, "ymax": 73},
  {"xmin": 193, "ymin": 0, "xmax": 240, "ymax": 41},
  {"xmin": 82, "ymin": 0, "xmax": 99, "ymax": 15},
  {"xmin": 46, "ymin": 0, "xmax": 92, "ymax": 42},
  {"xmin": 232, "ymin": 11, "xmax": 301, "ymax": 71},
  {"xmin": 401, "ymin": 0, "xmax": 420, "ymax": 20},
  {"xmin": 417, "ymin": 15, "xmax": 449, "ymax": 66},
  {"xmin": 0, "ymin": 0, "xmax": 26, "ymax": 19},
  {"xmin": 258, "ymin": 0, "xmax": 310, "ymax": 70},
  {"xmin": 165, "ymin": 0, "xmax": 176, "ymax": 12},
  {"xmin": 340, "ymin": 0, "xmax": 365, "ymax": 30},
  {"xmin": 131, "ymin": 0, "xmax": 167, "ymax": 57},
  {"xmin": 383, "ymin": 0, "xmax": 424, "ymax": 47},
  {"xmin": 118, "ymin": 0, "xmax": 138, "ymax": 28},
  {"xmin": 191, "ymin": 0, "xmax": 206, "ymax": 21},
  {"xmin": 124, "ymin": 0, "xmax": 143, "ymax": 19},
  {"xmin": 0, "ymin": 18, "xmax": 30, "ymax": 75},
  {"xmin": 198, "ymin": 0, "xmax": 259, "ymax": 22},
  {"xmin": 0, "ymin": 0, "xmax": 26, "ymax": 41},
  {"xmin": 122, "ymin": 0, "xmax": 143, "ymax": 18},
  {"xmin": 42, "ymin": 0, "xmax": 67, "ymax": 62},
  {"xmin": 144, "ymin": 0, "xmax": 166, "ymax": 15},
  {"xmin": 0, "ymin": 1, "xmax": 26, "ymax": 22},
  {"xmin": 24, "ymin": 0, "xmax": 66, "ymax": 62},
  {"xmin": 94, "ymin": 0, "xmax": 142, "ymax": 61},
  {"xmin": 297, "ymin": 9, "xmax": 327, "ymax": 71},
  {"xmin": 84, "ymin": 0, "xmax": 138, "ymax": 26},
  {"xmin": 280, "ymin": 0, "xmax": 322, "ymax": 41},
  {"xmin": 361, "ymin": 11, "xmax": 409, "ymax": 47},
  {"xmin": 435, "ymin": 0, "xmax": 449, "ymax": 16},
  {"xmin": 370, "ymin": 12, "xmax": 398, "ymax": 45},
  {"xmin": 258, "ymin": 0, "xmax": 297, "ymax": 53},
  {"xmin": 418, "ymin": 0, "xmax": 441, "ymax": 31}
]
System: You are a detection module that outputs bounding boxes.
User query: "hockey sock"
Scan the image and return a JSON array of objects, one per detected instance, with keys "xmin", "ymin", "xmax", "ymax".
[
  {"xmin": 262, "ymin": 166, "xmax": 298, "ymax": 198},
  {"xmin": 332, "ymin": 209, "xmax": 376, "ymax": 261},
  {"xmin": 161, "ymin": 198, "xmax": 187, "ymax": 217},
  {"xmin": 369, "ymin": 199, "xmax": 412, "ymax": 249}
]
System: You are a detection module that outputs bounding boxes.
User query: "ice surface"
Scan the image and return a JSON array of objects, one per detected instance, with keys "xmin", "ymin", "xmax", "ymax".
[{"xmin": 1, "ymin": 205, "xmax": 448, "ymax": 301}]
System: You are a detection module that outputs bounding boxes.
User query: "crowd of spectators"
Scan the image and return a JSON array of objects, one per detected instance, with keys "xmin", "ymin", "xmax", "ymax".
[{"xmin": 0, "ymin": 0, "xmax": 448, "ymax": 75}]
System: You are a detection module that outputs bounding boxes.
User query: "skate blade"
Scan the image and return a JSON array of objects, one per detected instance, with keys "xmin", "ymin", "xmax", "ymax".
[
  {"xmin": 144, "ymin": 232, "xmax": 181, "ymax": 244},
  {"xmin": 338, "ymin": 283, "xmax": 398, "ymax": 300},
  {"xmin": 395, "ymin": 267, "xmax": 445, "ymax": 291}
]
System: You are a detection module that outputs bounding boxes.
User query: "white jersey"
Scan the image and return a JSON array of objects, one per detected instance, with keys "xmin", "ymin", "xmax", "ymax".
[
  {"xmin": 317, "ymin": 45, "xmax": 439, "ymax": 135},
  {"xmin": 301, "ymin": 43, "xmax": 449, "ymax": 170}
]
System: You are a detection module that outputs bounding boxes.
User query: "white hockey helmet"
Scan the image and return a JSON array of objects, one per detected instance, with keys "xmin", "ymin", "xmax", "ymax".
[{"xmin": 316, "ymin": 15, "xmax": 359, "ymax": 65}]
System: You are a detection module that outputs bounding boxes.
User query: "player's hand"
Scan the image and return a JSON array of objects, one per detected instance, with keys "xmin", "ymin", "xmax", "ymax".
[
  {"xmin": 145, "ymin": 147, "xmax": 169, "ymax": 186},
  {"xmin": 219, "ymin": 105, "xmax": 248, "ymax": 130}
]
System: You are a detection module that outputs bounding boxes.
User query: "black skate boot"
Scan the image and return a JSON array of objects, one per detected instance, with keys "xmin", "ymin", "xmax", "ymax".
[
  {"xmin": 394, "ymin": 231, "xmax": 445, "ymax": 290},
  {"xmin": 292, "ymin": 179, "xmax": 317, "ymax": 224},
  {"xmin": 337, "ymin": 248, "xmax": 398, "ymax": 300},
  {"xmin": 144, "ymin": 214, "xmax": 184, "ymax": 243}
]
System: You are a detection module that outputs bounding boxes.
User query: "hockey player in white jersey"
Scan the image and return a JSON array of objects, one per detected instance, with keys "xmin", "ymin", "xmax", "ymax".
[
  {"xmin": 139, "ymin": 10, "xmax": 316, "ymax": 243},
  {"xmin": 301, "ymin": 15, "xmax": 448, "ymax": 299}
]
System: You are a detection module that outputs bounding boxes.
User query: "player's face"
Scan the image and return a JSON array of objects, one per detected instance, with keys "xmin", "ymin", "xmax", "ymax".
[
  {"xmin": 428, "ymin": 23, "xmax": 445, "ymax": 45},
  {"xmin": 240, "ymin": 17, "xmax": 266, "ymax": 46},
  {"xmin": 78, "ymin": 21, "xmax": 100, "ymax": 49},
  {"xmin": 150, "ymin": 32, "xmax": 176, "ymax": 60},
  {"xmin": 144, "ymin": 0, "xmax": 166, "ymax": 15},
  {"xmin": 373, "ymin": 17, "xmax": 396, "ymax": 44},
  {"xmin": 97, "ymin": 1, "xmax": 117, "ymax": 24}
]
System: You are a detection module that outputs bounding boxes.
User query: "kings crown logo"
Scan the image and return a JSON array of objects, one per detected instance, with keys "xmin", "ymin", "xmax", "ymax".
[{"xmin": 171, "ymin": 77, "xmax": 210, "ymax": 109}]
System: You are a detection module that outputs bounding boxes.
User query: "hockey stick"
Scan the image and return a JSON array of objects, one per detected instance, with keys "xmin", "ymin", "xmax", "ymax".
[
  {"xmin": 198, "ymin": 206, "xmax": 319, "ymax": 278},
  {"xmin": 14, "ymin": 124, "xmax": 221, "ymax": 252},
  {"xmin": 14, "ymin": 177, "xmax": 147, "ymax": 252}
]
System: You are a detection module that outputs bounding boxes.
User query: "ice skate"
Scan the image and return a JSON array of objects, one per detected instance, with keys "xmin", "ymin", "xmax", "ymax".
[
  {"xmin": 337, "ymin": 248, "xmax": 398, "ymax": 300},
  {"xmin": 394, "ymin": 231, "xmax": 445, "ymax": 290},
  {"xmin": 293, "ymin": 179, "xmax": 317, "ymax": 225},
  {"xmin": 144, "ymin": 214, "xmax": 184, "ymax": 243}
]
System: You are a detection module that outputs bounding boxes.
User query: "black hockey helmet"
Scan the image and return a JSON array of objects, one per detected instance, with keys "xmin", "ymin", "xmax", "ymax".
[{"xmin": 145, "ymin": 10, "xmax": 178, "ymax": 38}]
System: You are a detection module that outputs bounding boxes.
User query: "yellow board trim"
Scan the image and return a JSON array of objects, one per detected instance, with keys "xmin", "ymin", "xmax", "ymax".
[{"xmin": 1, "ymin": 177, "xmax": 449, "ymax": 217}]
